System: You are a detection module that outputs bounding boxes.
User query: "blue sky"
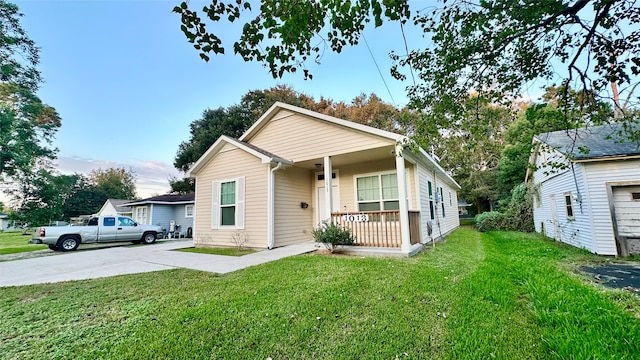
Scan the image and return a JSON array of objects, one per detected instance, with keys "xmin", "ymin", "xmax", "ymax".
[{"xmin": 12, "ymin": 0, "xmax": 419, "ymax": 199}]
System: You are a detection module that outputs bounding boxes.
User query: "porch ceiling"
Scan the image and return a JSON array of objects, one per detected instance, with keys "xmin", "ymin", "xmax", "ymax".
[{"xmin": 295, "ymin": 145, "xmax": 396, "ymax": 169}]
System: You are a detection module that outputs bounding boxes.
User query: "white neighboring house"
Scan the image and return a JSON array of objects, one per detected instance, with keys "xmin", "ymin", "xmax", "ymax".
[
  {"xmin": 96, "ymin": 199, "xmax": 133, "ymax": 217},
  {"xmin": 0, "ymin": 213, "xmax": 21, "ymax": 231},
  {"xmin": 527, "ymin": 123, "xmax": 640, "ymax": 256}
]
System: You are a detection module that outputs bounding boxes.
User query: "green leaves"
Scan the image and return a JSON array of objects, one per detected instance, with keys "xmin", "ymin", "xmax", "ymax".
[{"xmin": 174, "ymin": 0, "xmax": 410, "ymax": 79}]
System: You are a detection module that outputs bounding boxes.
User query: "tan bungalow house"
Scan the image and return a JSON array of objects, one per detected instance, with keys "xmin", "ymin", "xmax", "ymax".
[{"xmin": 186, "ymin": 102, "xmax": 460, "ymax": 256}]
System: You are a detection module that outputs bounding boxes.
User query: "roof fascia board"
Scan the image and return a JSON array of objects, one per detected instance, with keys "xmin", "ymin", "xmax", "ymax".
[{"xmin": 573, "ymin": 154, "xmax": 640, "ymax": 163}]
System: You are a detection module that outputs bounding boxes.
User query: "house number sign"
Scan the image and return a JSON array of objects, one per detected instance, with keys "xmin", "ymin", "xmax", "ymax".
[{"xmin": 341, "ymin": 214, "xmax": 370, "ymax": 222}]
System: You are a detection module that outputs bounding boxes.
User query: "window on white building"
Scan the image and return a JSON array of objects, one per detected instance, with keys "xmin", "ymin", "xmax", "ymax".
[{"xmin": 564, "ymin": 192, "xmax": 574, "ymax": 220}]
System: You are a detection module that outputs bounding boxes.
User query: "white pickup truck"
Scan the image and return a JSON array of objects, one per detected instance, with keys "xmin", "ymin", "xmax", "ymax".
[{"xmin": 30, "ymin": 216, "xmax": 162, "ymax": 252}]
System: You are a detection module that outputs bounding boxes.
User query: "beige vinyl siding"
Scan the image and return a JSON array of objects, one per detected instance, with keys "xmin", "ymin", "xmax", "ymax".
[
  {"xmin": 248, "ymin": 111, "xmax": 394, "ymax": 162},
  {"xmin": 326, "ymin": 158, "xmax": 396, "ymax": 213},
  {"xmin": 193, "ymin": 146, "xmax": 269, "ymax": 248},
  {"xmin": 273, "ymin": 166, "xmax": 314, "ymax": 247}
]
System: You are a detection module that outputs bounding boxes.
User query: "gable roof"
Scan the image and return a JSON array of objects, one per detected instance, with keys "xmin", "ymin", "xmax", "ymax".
[
  {"xmin": 106, "ymin": 199, "xmax": 133, "ymax": 213},
  {"xmin": 186, "ymin": 102, "xmax": 459, "ymax": 189},
  {"xmin": 534, "ymin": 122, "xmax": 640, "ymax": 161},
  {"xmin": 123, "ymin": 193, "xmax": 195, "ymax": 207},
  {"xmin": 239, "ymin": 102, "xmax": 406, "ymax": 143},
  {"xmin": 187, "ymin": 135, "xmax": 293, "ymax": 176}
]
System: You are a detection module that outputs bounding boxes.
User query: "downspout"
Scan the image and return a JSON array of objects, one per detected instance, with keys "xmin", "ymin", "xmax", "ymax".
[{"xmin": 268, "ymin": 161, "xmax": 285, "ymax": 249}]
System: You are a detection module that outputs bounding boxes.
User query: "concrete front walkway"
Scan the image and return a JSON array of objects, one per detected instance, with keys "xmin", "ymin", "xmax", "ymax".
[{"xmin": 0, "ymin": 240, "xmax": 318, "ymax": 287}]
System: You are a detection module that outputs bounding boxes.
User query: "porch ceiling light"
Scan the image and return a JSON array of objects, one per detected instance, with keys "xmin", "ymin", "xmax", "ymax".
[{"xmin": 315, "ymin": 163, "xmax": 322, "ymax": 169}]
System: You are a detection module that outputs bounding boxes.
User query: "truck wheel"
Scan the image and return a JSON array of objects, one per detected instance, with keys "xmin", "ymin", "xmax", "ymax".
[
  {"xmin": 48, "ymin": 244, "xmax": 59, "ymax": 251},
  {"xmin": 57, "ymin": 236, "xmax": 80, "ymax": 252},
  {"xmin": 142, "ymin": 232, "xmax": 156, "ymax": 244}
]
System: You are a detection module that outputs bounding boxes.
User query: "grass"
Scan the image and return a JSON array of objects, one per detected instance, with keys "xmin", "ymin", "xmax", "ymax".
[
  {"xmin": 1, "ymin": 229, "xmax": 639, "ymax": 359},
  {"xmin": 0, "ymin": 231, "xmax": 47, "ymax": 255},
  {"xmin": 459, "ymin": 218, "xmax": 475, "ymax": 226},
  {"xmin": 178, "ymin": 246, "xmax": 257, "ymax": 256}
]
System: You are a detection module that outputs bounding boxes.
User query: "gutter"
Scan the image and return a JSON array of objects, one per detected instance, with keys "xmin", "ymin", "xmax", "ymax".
[{"xmin": 268, "ymin": 161, "xmax": 285, "ymax": 249}]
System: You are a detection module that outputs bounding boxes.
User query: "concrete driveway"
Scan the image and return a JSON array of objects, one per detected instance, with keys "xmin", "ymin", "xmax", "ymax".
[{"xmin": 0, "ymin": 240, "xmax": 317, "ymax": 287}]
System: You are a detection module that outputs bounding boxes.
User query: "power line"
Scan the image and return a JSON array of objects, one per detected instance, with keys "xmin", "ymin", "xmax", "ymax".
[{"xmin": 362, "ymin": 34, "xmax": 397, "ymax": 106}]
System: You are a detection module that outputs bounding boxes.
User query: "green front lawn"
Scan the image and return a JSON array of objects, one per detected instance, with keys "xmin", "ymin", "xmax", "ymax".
[
  {"xmin": 178, "ymin": 246, "xmax": 257, "ymax": 256},
  {"xmin": 1, "ymin": 229, "xmax": 639, "ymax": 359},
  {"xmin": 0, "ymin": 231, "xmax": 47, "ymax": 255}
]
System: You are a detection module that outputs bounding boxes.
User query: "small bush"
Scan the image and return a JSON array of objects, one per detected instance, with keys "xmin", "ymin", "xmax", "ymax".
[
  {"xmin": 475, "ymin": 211, "xmax": 509, "ymax": 232},
  {"xmin": 475, "ymin": 183, "xmax": 535, "ymax": 232},
  {"xmin": 312, "ymin": 221, "xmax": 354, "ymax": 253}
]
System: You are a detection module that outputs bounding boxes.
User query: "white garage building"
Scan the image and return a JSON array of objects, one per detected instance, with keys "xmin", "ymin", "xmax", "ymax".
[{"xmin": 527, "ymin": 123, "xmax": 640, "ymax": 256}]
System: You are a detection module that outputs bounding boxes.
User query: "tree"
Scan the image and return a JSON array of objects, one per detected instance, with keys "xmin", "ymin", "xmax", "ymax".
[
  {"xmin": 61, "ymin": 174, "xmax": 105, "ymax": 218},
  {"xmin": 9, "ymin": 169, "xmax": 76, "ymax": 226},
  {"xmin": 89, "ymin": 167, "xmax": 137, "ymax": 200},
  {"xmin": 174, "ymin": 106, "xmax": 252, "ymax": 172},
  {"xmin": 420, "ymin": 95, "xmax": 514, "ymax": 213},
  {"xmin": 0, "ymin": 83, "xmax": 60, "ymax": 179},
  {"xmin": 1, "ymin": 0, "xmax": 61, "ymax": 211},
  {"xmin": 168, "ymin": 176, "xmax": 195, "ymax": 194},
  {"xmin": 496, "ymin": 86, "xmax": 613, "ymax": 197},
  {"xmin": 174, "ymin": 0, "xmax": 640, "ymax": 138},
  {"xmin": 0, "ymin": 0, "xmax": 40, "ymax": 91}
]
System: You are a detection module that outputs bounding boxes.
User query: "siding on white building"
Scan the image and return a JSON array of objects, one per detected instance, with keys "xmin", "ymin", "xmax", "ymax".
[
  {"xmin": 582, "ymin": 160, "xmax": 640, "ymax": 255},
  {"xmin": 532, "ymin": 144, "xmax": 640, "ymax": 255},
  {"xmin": 415, "ymin": 157, "xmax": 459, "ymax": 242},
  {"xmin": 532, "ymin": 156, "xmax": 595, "ymax": 252}
]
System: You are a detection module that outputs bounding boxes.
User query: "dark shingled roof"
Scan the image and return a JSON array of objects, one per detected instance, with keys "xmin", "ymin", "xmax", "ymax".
[
  {"xmin": 108, "ymin": 199, "xmax": 133, "ymax": 213},
  {"xmin": 123, "ymin": 193, "xmax": 195, "ymax": 206},
  {"xmin": 535, "ymin": 123, "xmax": 640, "ymax": 160}
]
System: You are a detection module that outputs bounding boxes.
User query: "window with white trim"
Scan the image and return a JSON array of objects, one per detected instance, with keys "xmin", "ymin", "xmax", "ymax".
[
  {"xmin": 211, "ymin": 177, "xmax": 245, "ymax": 229},
  {"xmin": 439, "ymin": 187, "xmax": 445, "ymax": 218},
  {"xmin": 356, "ymin": 173, "xmax": 399, "ymax": 211},
  {"xmin": 564, "ymin": 192, "xmax": 574, "ymax": 220},
  {"xmin": 134, "ymin": 207, "xmax": 147, "ymax": 224},
  {"xmin": 185, "ymin": 204, "xmax": 194, "ymax": 218},
  {"xmin": 428, "ymin": 181, "xmax": 434, "ymax": 220}
]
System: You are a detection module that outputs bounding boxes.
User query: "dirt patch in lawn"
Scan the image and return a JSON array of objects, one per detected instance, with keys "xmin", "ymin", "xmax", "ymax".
[{"xmin": 579, "ymin": 263, "xmax": 640, "ymax": 294}]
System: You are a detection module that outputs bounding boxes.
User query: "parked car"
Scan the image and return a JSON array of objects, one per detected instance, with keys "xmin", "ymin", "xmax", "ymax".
[{"xmin": 30, "ymin": 216, "xmax": 162, "ymax": 252}]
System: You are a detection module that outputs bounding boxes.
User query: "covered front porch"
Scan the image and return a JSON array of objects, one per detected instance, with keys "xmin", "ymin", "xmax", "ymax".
[
  {"xmin": 330, "ymin": 210, "xmax": 422, "ymax": 248},
  {"xmin": 287, "ymin": 142, "xmax": 425, "ymax": 255}
]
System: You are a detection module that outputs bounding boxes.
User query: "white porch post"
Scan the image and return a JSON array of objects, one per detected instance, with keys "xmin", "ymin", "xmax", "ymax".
[
  {"xmin": 323, "ymin": 156, "xmax": 333, "ymax": 222},
  {"xmin": 395, "ymin": 145, "xmax": 412, "ymax": 252}
]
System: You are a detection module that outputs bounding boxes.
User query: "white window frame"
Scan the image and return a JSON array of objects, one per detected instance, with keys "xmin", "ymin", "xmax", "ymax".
[
  {"xmin": 564, "ymin": 192, "xmax": 575, "ymax": 220},
  {"xmin": 354, "ymin": 170, "xmax": 399, "ymax": 212},
  {"xmin": 211, "ymin": 177, "xmax": 245, "ymax": 229},
  {"xmin": 439, "ymin": 187, "xmax": 446, "ymax": 218},
  {"xmin": 185, "ymin": 204, "xmax": 194, "ymax": 218},
  {"xmin": 428, "ymin": 180, "xmax": 435, "ymax": 220},
  {"xmin": 134, "ymin": 206, "xmax": 148, "ymax": 225}
]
